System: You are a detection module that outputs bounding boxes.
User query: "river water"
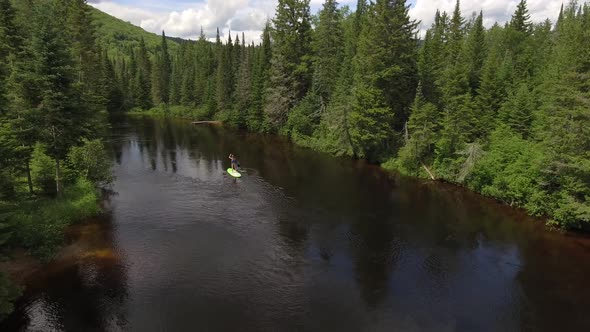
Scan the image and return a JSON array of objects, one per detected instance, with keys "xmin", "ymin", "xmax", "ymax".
[{"xmin": 3, "ymin": 117, "xmax": 590, "ymax": 331}]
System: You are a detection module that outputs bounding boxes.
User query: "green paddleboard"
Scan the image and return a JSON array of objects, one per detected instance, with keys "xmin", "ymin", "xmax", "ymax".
[{"xmin": 227, "ymin": 168, "xmax": 242, "ymax": 178}]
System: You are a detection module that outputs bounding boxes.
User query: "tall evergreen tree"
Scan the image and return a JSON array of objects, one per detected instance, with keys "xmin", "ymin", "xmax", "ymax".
[
  {"xmin": 248, "ymin": 23, "xmax": 272, "ymax": 131},
  {"xmin": 152, "ymin": 31, "xmax": 171, "ymax": 105},
  {"xmin": 135, "ymin": 38, "xmax": 152, "ymax": 109},
  {"xmin": 28, "ymin": 1, "xmax": 90, "ymax": 194},
  {"xmin": 216, "ymin": 33, "xmax": 233, "ymax": 112},
  {"xmin": 264, "ymin": 0, "xmax": 313, "ymax": 129},
  {"xmin": 312, "ymin": 0, "xmax": 344, "ymax": 106},
  {"xmin": 465, "ymin": 11, "xmax": 486, "ymax": 94},
  {"xmin": 349, "ymin": 0, "xmax": 418, "ymax": 161}
]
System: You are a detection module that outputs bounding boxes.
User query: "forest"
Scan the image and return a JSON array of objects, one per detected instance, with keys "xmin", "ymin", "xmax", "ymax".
[
  {"xmin": 112, "ymin": 0, "xmax": 589, "ymax": 232},
  {"xmin": 0, "ymin": 0, "xmax": 589, "ymax": 319},
  {"xmin": 0, "ymin": 0, "xmax": 113, "ymax": 317}
]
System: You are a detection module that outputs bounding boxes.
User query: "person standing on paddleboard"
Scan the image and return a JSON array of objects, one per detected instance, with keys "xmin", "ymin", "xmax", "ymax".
[{"xmin": 229, "ymin": 154, "xmax": 238, "ymax": 171}]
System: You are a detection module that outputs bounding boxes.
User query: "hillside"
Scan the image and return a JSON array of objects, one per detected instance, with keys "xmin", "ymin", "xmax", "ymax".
[{"xmin": 90, "ymin": 5, "xmax": 179, "ymax": 56}]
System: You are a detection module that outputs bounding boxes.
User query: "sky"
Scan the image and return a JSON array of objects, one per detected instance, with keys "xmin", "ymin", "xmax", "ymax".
[{"xmin": 89, "ymin": 0, "xmax": 564, "ymax": 44}]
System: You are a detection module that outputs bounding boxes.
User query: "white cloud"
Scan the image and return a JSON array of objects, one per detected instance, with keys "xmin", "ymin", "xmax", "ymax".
[
  {"xmin": 91, "ymin": 0, "xmax": 565, "ymax": 43},
  {"xmin": 410, "ymin": 0, "xmax": 563, "ymax": 36},
  {"xmin": 92, "ymin": 0, "xmax": 275, "ymax": 43}
]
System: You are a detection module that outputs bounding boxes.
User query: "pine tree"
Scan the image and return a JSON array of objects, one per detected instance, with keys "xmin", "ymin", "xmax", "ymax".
[
  {"xmin": 533, "ymin": 3, "xmax": 590, "ymax": 228},
  {"xmin": 194, "ymin": 28, "xmax": 209, "ymax": 106},
  {"xmin": 396, "ymin": 83, "xmax": 439, "ymax": 175},
  {"xmin": 419, "ymin": 10, "xmax": 449, "ymax": 107},
  {"xmin": 312, "ymin": 0, "xmax": 344, "ymax": 106},
  {"xmin": 180, "ymin": 44, "xmax": 196, "ymax": 106},
  {"xmin": 215, "ymin": 34, "xmax": 233, "ymax": 112},
  {"xmin": 506, "ymin": 0, "xmax": 533, "ymax": 81},
  {"xmin": 509, "ymin": 0, "xmax": 532, "ymax": 33},
  {"xmin": 473, "ymin": 43, "xmax": 505, "ymax": 137},
  {"xmin": 136, "ymin": 38, "xmax": 152, "ymax": 109},
  {"xmin": 233, "ymin": 43, "xmax": 252, "ymax": 127},
  {"xmin": 99, "ymin": 50, "xmax": 124, "ymax": 113},
  {"xmin": 465, "ymin": 11, "xmax": 486, "ymax": 94},
  {"xmin": 28, "ymin": 1, "xmax": 90, "ymax": 194},
  {"xmin": 248, "ymin": 23, "xmax": 272, "ymax": 131},
  {"xmin": 349, "ymin": 0, "xmax": 418, "ymax": 161},
  {"xmin": 499, "ymin": 82, "xmax": 534, "ymax": 137},
  {"xmin": 152, "ymin": 31, "xmax": 171, "ymax": 105},
  {"xmin": 264, "ymin": 0, "xmax": 313, "ymax": 129},
  {"xmin": 169, "ymin": 44, "xmax": 184, "ymax": 105},
  {"xmin": 0, "ymin": 0, "xmax": 29, "ymax": 193},
  {"xmin": 434, "ymin": 0, "xmax": 477, "ymax": 177}
]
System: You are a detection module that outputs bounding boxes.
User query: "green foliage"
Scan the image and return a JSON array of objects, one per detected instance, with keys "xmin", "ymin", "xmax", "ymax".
[
  {"xmin": 90, "ymin": 6, "xmax": 178, "ymax": 57},
  {"xmin": 9, "ymin": 179, "xmax": 100, "ymax": 260},
  {"xmin": 395, "ymin": 89, "xmax": 439, "ymax": 176},
  {"xmin": 499, "ymin": 83, "xmax": 535, "ymax": 138},
  {"xmin": 264, "ymin": 0, "xmax": 313, "ymax": 130},
  {"xmin": 0, "ymin": 271, "xmax": 21, "ymax": 320},
  {"xmin": 286, "ymin": 92, "xmax": 321, "ymax": 137},
  {"xmin": 67, "ymin": 139, "xmax": 114, "ymax": 185},
  {"xmin": 467, "ymin": 126, "xmax": 547, "ymax": 213},
  {"xmin": 350, "ymin": 0, "xmax": 418, "ymax": 161},
  {"xmin": 30, "ymin": 144, "xmax": 58, "ymax": 196}
]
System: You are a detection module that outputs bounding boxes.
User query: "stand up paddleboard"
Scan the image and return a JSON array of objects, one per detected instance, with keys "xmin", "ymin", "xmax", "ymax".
[{"xmin": 227, "ymin": 168, "xmax": 242, "ymax": 178}]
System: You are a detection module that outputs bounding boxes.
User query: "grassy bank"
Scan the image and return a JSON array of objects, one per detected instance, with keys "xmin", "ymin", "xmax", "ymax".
[
  {"xmin": 127, "ymin": 104, "xmax": 212, "ymax": 120},
  {"xmin": 0, "ymin": 179, "xmax": 100, "ymax": 320}
]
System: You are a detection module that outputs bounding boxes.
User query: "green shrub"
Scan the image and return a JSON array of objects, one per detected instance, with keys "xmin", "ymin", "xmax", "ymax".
[
  {"xmin": 0, "ymin": 170, "xmax": 15, "ymax": 201},
  {"xmin": 67, "ymin": 139, "xmax": 113, "ymax": 185},
  {"xmin": 286, "ymin": 93, "xmax": 321, "ymax": 138},
  {"xmin": 466, "ymin": 126, "xmax": 547, "ymax": 210},
  {"xmin": 10, "ymin": 179, "xmax": 99, "ymax": 260},
  {"xmin": 0, "ymin": 272, "xmax": 21, "ymax": 319},
  {"xmin": 30, "ymin": 144, "xmax": 56, "ymax": 196}
]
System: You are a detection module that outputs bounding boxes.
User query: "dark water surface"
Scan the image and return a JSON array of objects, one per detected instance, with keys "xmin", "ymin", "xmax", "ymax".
[{"xmin": 4, "ymin": 117, "xmax": 590, "ymax": 332}]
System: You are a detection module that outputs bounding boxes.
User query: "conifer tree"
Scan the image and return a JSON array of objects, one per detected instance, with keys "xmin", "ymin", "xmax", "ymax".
[
  {"xmin": 499, "ymin": 82, "xmax": 534, "ymax": 138},
  {"xmin": 396, "ymin": 83, "xmax": 439, "ymax": 175},
  {"xmin": 135, "ymin": 38, "xmax": 152, "ymax": 109},
  {"xmin": 465, "ymin": 11, "xmax": 486, "ymax": 94},
  {"xmin": 233, "ymin": 42, "xmax": 253, "ymax": 127},
  {"xmin": 312, "ymin": 0, "xmax": 344, "ymax": 106},
  {"xmin": 152, "ymin": 31, "xmax": 171, "ymax": 105},
  {"xmin": 28, "ymin": 1, "xmax": 90, "ymax": 194},
  {"xmin": 349, "ymin": 0, "xmax": 418, "ymax": 161},
  {"xmin": 248, "ymin": 23, "xmax": 272, "ymax": 131},
  {"xmin": 264, "ymin": 0, "xmax": 313, "ymax": 129}
]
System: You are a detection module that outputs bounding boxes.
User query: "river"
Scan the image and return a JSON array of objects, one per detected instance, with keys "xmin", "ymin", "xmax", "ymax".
[{"xmin": 3, "ymin": 117, "xmax": 590, "ymax": 331}]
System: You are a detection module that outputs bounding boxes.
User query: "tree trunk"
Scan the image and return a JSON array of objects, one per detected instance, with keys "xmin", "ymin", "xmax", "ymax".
[
  {"xmin": 55, "ymin": 159, "xmax": 61, "ymax": 196},
  {"xmin": 421, "ymin": 162, "xmax": 436, "ymax": 180},
  {"xmin": 26, "ymin": 160, "xmax": 33, "ymax": 194}
]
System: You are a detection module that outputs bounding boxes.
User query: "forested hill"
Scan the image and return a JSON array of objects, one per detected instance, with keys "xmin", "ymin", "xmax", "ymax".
[{"xmin": 89, "ymin": 7, "xmax": 179, "ymax": 56}]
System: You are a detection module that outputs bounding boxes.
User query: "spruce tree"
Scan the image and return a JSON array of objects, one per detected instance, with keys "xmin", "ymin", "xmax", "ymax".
[
  {"xmin": 264, "ymin": 0, "xmax": 313, "ymax": 129},
  {"xmin": 248, "ymin": 23, "xmax": 272, "ymax": 131},
  {"xmin": 28, "ymin": 1, "xmax": 89, "ymax": 194},
  {"xmin": 233, "ymin": 42, "xmax": 252, "ymax": 127},
  {"xmin": 312, "ymin": 0, "xmax": 344, "ymax": 106},
  {"xmin": 136, "ymin": 38, "xmax": 152, "ymax": 109},
  {"xmin": 465, "ymin": 11, "xmax": 486, "ymax": 94},
  {"xmin": 396, "ymin": 83, "xmax": 439, "ymax": 176},
  {"xmin": 499, "ymin": 82, "xmax": 534, "ymax": 138},
  {"xmin": 350, "ymin": 0, "xmax": 418, "ymax": 161},
  {"xmin": 152, "ymin": 31, "xmax": 171, "ymax": 105}
]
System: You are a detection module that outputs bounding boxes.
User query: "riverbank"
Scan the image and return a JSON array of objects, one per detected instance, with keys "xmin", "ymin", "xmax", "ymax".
[
  {"xmin": 126, "ymin": 111, "xmax": 582, "ymax": 232},
  {"xmin": 0, "ymin": 180, "xmax": 103, "ymax": 319},
  {"xmin": 127, "ymin": 104, "xmax": 211, "ymax": 120}
]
